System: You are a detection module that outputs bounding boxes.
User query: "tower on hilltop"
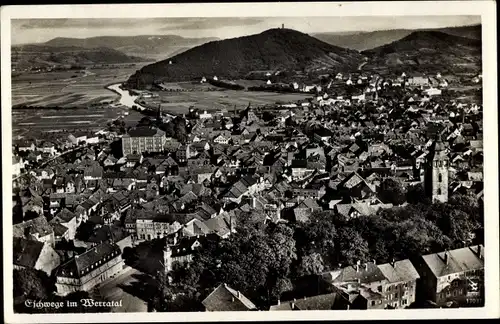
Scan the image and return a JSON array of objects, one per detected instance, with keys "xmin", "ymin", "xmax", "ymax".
[{"xmin": 425, "ymin": 133, "xmax": 449, "ymax": 203}]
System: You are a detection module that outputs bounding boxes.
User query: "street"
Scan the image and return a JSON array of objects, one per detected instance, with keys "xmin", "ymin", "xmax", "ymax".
[{"xmin": 94, "ymin": 265, "xmax": 148, "ymax": 313}]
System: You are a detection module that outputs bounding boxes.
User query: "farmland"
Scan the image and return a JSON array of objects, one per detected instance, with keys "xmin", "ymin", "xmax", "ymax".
[
  {"xmin": 139, "ymin": 81, "xmax": 312, "ymax": 114},
  {"xmin": 11, "ymin": 63, "xmax": 152, "ymax": 140},
  {"xmin": 11, "ymin": 62, "xmax": 152, "ymax": 107}
]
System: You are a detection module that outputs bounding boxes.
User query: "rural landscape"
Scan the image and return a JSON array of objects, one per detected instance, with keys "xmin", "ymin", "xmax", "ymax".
[{"xmin": 10, "ymin": 15, "xmax": 486, "ymax": 315}]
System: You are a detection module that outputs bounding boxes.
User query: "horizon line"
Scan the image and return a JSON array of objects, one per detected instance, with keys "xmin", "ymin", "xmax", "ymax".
[{"xmin": 11, "ymin": 22, "xmax": 481, "ymax": 46}]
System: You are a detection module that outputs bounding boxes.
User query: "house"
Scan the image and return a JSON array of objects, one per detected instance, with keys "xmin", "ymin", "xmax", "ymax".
[
  {"xmin": 425, "ymin": 88, "xmax": 442, "ymax": 96},
  {"xmin": 55, "ymin": 242, "xmax": 124, "ymax": 295},
  {"xmin": 13, "ymin": 156, "xmax": 24, "ymax": 177},
  {"xmin": 13, "ymin": 216, "xmax": 55, "ymax": 247},
  {"xmin": 15, "ymin": 140, "xmax": 35, "ymax": 152},
  {"xmin": 293, "ymin": 198, "xmax": 322, "ymax": 222},
  {"xmin": 414, "ymin": 245, "xmax": 484, "ymax": 307},
  {"xmin": 41, "ymin": 141, "xmax": 57, "ymax": 156},
  {"xmin": 202, "ymin": 283, "xmax": 257, "ymax": 311},
  {"xmin": 313, "ymin": 128, "xmax": 333, "ymax": 143},
  {"xmin": 13, "ymin": 237, "xmax": 61, "ymax": 276},
  {"xmin": 17, "ymin": 188, "xmax": 44, "ymax": 218},
  {"xmin": 199, "ymin": 110, "xmax": 213, "ymax": 119},
  {"xmin": 269, "ymin": 292, "xmax": 349, "ymax": 310},
  {"xmin": 407, "ymin": 76, "xmax": 429, "ymax": 87},
  {"xmin": 164, "ymin": 234, "xmax": 219, "ymax": 272},
  {"xmin": 49, "ymin": 208, "xmax": 78, "ymax": 240},
  {"xmin": 324, "ymin": 259, "xmax": 420, "ymax": 309},
  {"xmin": 83, "ymin": 166, "xmax": 103, "ymax": 181}
]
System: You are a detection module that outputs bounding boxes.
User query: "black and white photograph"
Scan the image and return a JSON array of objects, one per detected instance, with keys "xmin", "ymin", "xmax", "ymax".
[{"xmin": 2, "ymin": 2, "xmax": 498, "ymax": 322}]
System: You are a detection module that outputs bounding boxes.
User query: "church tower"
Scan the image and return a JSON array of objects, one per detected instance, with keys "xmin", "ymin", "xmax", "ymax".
[{"xmin": 426, "ymin": 134, "xmax": 449, "ymax": 203}]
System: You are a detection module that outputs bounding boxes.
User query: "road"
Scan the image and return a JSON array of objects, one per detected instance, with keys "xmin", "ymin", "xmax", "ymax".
[{"xmin": 95, "ymin": 266, "xmax": 148, "ymax": 313}]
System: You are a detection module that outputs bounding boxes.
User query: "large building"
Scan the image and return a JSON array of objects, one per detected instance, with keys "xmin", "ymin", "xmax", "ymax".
[
  {"xmin": 414, "ymin": 245, "xmax": 484, "ymax": 307},
  {"xmin": 55, "ymin": 242, "xmax": 124, "ymax": 296},
  {"xmin": 122, "ymin": 126, "xmax": 166, "ymax": 156},
  {"xmin": 323, "ymin": 259, "xmax": 420, "ymax": 309}
]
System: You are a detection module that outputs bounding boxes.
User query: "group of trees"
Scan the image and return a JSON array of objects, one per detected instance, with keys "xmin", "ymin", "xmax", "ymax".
[
  {"xmin": 160, "ymin": 117, "xmax": 188, "ymax": 143},
  {"xmin": 156, "ymin": 189, "xmax": 482, "ymax": 311},
  {"xmin": 207, "ymin": 78, "xmax": 245, "ymax": 90}
]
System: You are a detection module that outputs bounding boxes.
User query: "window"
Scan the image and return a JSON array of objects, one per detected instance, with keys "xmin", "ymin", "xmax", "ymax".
[
  {"xmin": 438, "ymin": 188, "xmax": 442, "ymax": 195},
  {"xmin": 438, "ymin": 173, "xmax": 442, "ymax": 182},
  {"xmin": 378, "ymin": 285, "xmax": 382, "ymax": 292},
  {"xmin": 371, "ymin": 301, "xmax": 376, "ymax": 306},
  {"xmin": 395, "ymin": 292, "xmax": 398, "ymax": 299}
]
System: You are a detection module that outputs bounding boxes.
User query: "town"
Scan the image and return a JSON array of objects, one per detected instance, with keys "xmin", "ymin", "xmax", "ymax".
[{"xmin": 12, "ymin": 68, "xmax": 484, "ymax": 312}]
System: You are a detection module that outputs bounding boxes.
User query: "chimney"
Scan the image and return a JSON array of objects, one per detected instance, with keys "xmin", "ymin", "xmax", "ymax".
[
  {"xmin": 252, "ymin": 197, "xmax": 256, "ymax": 208},
  {"xmin": 364, "ymin": 263, "xmax": 368, "ymax": 271},
  {"xmin": 356, "ymin": 264, "xmax": 359, "ymax": 272},
  {"xmin": 237, "ymin": 291, "xmax": 241, "ymax": 299},
  {"xmin": 173, "ymin": 233, "xmax": 178, "ymax": 245},
  {"xmin": 373, "ymin": 259, "xmax": 376, "ymax": 265},
  {"xmin": 277, "ymin": 299, "xmax": 280, "ymax": 306},
  {"xmin": 477, "ymin": 245, "xmax": 482, "ymax": 258},
  {"xmin": 443, "ymin": 252, "xmax": 449, "ymax": 265}
]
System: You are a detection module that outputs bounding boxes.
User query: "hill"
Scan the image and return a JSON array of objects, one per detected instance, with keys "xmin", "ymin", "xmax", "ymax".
[
  {"xmin": 360, "ymin": 30, "xmax": 482, "ymax": 73},
  {"xmin": 43, "ymin": 35, "xmax": 219, "ymax": 60},
  {"xmin": 312, "ymin": 24, "xmax": 481, "ymax": 51},
  {"xmin": 11, "ymin": 44, "xmax": 146, "ymax": 70},
  {"xmin": 125, "ymin": 28, "xmax": 364, "ymax": 88}
]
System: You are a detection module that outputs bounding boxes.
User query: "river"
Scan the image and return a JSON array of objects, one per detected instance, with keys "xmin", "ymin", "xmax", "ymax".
[
  {"xmin": 106, "ymin": 83, "xmax": 148, "ymax": 110},
  {"xmin": 106, "ymin": 83, "xmax": 175, "ymax": 118}
]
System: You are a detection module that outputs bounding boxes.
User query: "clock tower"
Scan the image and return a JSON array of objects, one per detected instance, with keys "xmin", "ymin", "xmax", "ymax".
[{"xmin": 426, "ymin": 134, "xmax": 449, "ymax": 203}]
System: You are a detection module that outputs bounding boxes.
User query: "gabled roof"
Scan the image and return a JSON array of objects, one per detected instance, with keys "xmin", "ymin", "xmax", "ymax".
[
  {"xmin": 377, "ymin": 259, "xmax": 420, "ymax": 283},
  {"xmin": 13, "ymin": 216, "xmax": 53, "ymax": 239},
  {"xmin": 57, "ymin": 242, "xmax": 121, "ymax": 279},
  {"xmin": 202, "ymin": 283, "xmax": 257, "ymax": 311},
  {"xmin": 13, "ymin": 237, "xmax": 44, "ymax": 268},
  {"xmin": 53, "ymin": 208, "xmax": 76, "ymax": 223},
  {"xmin": 421, "ymin": 245, "xmax": 484, "ymax": 278},
  {"xmin": 270, "ymin": 292, "xmax": 346, "ymax": 311}
]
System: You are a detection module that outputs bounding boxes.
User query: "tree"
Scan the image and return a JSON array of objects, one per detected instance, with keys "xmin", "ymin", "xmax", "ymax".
[
  {"xmin": 298, "ymin": 211, "xmax": 338, "ymax": 269},
  {"xmin": 407, "ymin": 183, "xmax": 431, "ymax": 205},
  {"xmin": 13, "ymin": 268, "xmax": 54, "ymax": 300},
  {"xmin": 297, "ymin": 252, "xmax": 325, "ymax": 277},
  {"xmin": 336, "ymin": 227, "xmax": 370, "ymax": 266},
  {"xmin": 163, "ymin": 121, "xmax": 175, "ymax": 138},
  {"xmin": 379, "ymin": 178, "xmax": 407, "ymax": 205},
  {"xmin": 138, "ymin": 117, "xmax": 152, "ymax": 127},
  {"xmin": 270, "ymin": 277, "xmax": 293, "ymax": 300}
]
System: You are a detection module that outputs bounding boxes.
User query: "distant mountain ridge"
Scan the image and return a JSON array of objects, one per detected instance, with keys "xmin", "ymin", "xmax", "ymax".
[
  {"xmin": 313, "ymin": 24, "xmax": 481, "ymax": 51},
  {"xmin": 42, "ymin": 35, "xmax": 220, "ymax": 60},
  {"xmin": 361, "ymin": 30, "xmax": 482, "ymax": 73},
  {"xmin": 11, "ymin": 44, "xmax": 146, "ymax": 70},
  {"xmin": 125, "ymin": 28, "xmax": 364, "ymax": 88}
]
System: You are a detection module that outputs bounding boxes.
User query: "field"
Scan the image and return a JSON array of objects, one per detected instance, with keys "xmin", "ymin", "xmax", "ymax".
[
  {"xmin": 141, "ymin": 82, "xmax": 312, "ymax": 114},
  {"xmin": 11, "ymin": 62, "xmax": 152, "ymax": 107}
]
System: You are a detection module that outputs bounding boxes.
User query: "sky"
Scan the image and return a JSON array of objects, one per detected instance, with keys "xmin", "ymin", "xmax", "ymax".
[{"xmin": 11, "ymin": 16, "xmax": 481, "ymax": 45}]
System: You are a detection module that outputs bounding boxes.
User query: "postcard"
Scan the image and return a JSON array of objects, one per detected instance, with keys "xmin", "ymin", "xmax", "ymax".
[{"xmin": 2, "ymin": 2, "xmax": 498, "ymax": 322}]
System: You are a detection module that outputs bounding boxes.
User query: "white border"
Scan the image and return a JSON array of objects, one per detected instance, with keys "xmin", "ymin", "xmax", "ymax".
[{"xmin": 2, "ymin": 2, "xmax": 499, "ymax": 322}]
